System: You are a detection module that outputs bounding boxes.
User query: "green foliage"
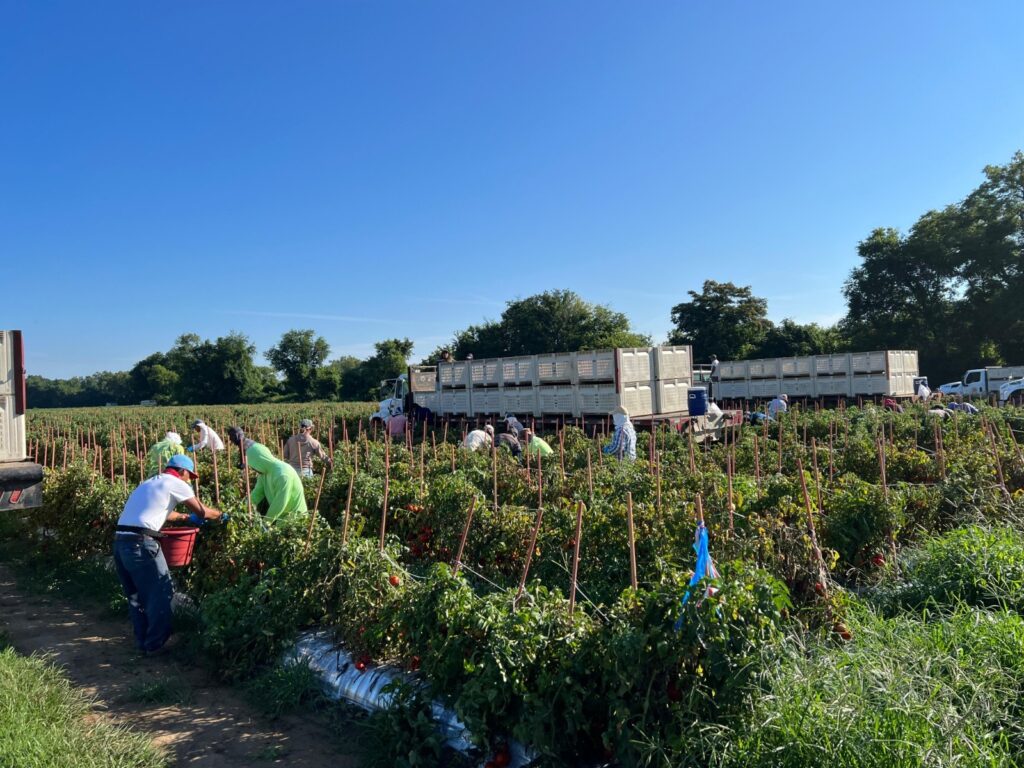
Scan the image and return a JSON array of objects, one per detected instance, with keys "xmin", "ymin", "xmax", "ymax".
[
  {"xmin": 669, "ymin": 280, "xmax": 771, "ymax": 362},
  {"xmin": 265, "ymin": 329, "xmax": 331, "ymax": 401},
  {"xmin": 0, "ymin": 648, "xmax": 168, "ymax": 767},
  {"xmin": 363, "ymin": 681, "xmax": 451, "ymax": 768},
  {"xmin": 244, "ymin": 660, "xmax": 326, "ymax": 717}
]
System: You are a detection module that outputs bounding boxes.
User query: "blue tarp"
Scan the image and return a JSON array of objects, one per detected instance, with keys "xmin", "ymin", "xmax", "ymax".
[{"xmin": 674, "ymin": 522, "xmax": 719, "ymax": 631}]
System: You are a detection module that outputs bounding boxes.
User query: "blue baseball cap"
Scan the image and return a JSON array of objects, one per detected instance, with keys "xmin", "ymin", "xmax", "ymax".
[{"xmin": 165, "ymin": 454, "xmax": 197, "ymax": 476}]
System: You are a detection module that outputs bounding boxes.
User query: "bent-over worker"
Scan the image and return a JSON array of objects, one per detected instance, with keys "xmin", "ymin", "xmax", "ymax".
[
  {"xmin": 188, "ymin": 419, "xmax": 225, "ymax": 453},
  {"xmin": 463, "ymin": 424, "xmax": 494, "ymax": 451},
  {"xmin": 603, "ymin": 405, "xmax": 637, "ymax": 461},
  {"xmin": 229, "ymin": 427, "xmax": 308, "ymax": 523},
  {"xmin": 767, "ymin": 393, "xmax": 789, "ymax": 419},
  {"xmin": 145, "ymin": 431, "xmax": 185, "ymax": 478},
  {"xmin": 113, "ymin": 455, "xmax": 222, "ymax": 654},
  {"xmin": 521, "ymin": 429, "xmax": 553, "ymax": 458}
]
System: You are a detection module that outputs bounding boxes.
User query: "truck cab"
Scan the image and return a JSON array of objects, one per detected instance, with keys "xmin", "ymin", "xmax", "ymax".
[
  {"xmin": 1, "ymin": 331, "xmax": 44, "ymax": 511},
  {"xmin": 371, "ymin": 374, "xmax": 409, "ymax": 424}
]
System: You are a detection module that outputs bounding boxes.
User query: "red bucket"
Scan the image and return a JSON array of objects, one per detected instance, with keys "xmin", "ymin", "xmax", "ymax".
[{"xmin": 159, "ymin": 527, "xmax": 199, "ymax": 568}]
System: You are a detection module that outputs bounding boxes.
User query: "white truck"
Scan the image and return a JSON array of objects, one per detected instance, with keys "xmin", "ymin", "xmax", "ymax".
[
  {"xmin": 372, "ymin": 345, "xmax": 732, "ymax": 435},
  {"xmin": 937, "ymin": 366, "xmax": 1024, "ymax": 402},
  {"xmin": 0, "ymin": 331, "xmax": 44, "ymax": 511},
  {"xmin": 714, "ymin": 350, "xmax": 922, "ymax": 401}
]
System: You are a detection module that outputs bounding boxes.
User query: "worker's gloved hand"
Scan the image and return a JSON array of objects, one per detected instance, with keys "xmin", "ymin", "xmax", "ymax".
[
  {"xmin": 186, "ymin": 512, "xmax": 206, "ymax": 527},
  {"xmin": 220, "ymin": 512, "xmax": 231, "ymax": 524},
  {"xmin": 186, "ymin": 445, "xmax": 195, "ymax": 453}
]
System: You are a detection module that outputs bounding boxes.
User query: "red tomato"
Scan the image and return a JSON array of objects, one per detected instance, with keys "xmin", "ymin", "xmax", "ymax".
[
  {"xmin": 494, "ymin": 748, "xmax": 511, "ymax": 767},
  {"xmin": 389, "ymin": 574, "xmax": 401, "ymax": 587}
]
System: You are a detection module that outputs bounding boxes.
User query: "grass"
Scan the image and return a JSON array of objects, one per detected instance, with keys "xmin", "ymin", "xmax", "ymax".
[
  {"xmin": 707, "ymin": 602, "xmax": 1024, "ymax": 768},
  {"xmin": 119, "ymin": 677, "xmax": 194, "ymax": 706},
  {"xmin": 0, "ymin": 647, "xmax": 167, "ymax": 768},
  {"xmin": 243, "ymin": 659, "xmax": 327, "ymax": 718}
]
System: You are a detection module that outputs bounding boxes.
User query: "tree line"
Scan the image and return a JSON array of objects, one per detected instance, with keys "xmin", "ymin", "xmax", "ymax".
[{"xmin": 28, "ymin": 151, "xmax": 1022, "ymax": 407}]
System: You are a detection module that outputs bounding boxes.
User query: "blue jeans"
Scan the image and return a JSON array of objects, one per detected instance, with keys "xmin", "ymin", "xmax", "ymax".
[{"xmin": 113, "ymin": 536, "xmax": 174, "ymax": 652}]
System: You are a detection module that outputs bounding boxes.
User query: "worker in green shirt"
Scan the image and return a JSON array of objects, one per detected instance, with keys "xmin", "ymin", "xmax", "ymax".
[
  {"xmin": 521, "ymin": 429, "xmax": 553, "ymax": 458},
  {"xmin": 227, "ymin": 427, "xmax": 308, "ymax": 524}
]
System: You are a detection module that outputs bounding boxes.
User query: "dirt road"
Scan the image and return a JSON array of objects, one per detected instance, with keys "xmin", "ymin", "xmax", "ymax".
[{"xmin": 0, "ymin": 563, "xmax": 363, "ymax": 767}]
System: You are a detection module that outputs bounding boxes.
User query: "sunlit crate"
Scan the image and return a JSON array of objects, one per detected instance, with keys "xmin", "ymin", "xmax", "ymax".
[
  {"xmin": 575, "ymin": 350, "xmax": 616, "ymax": 382},
  {"xmin": 536, "ymin": 354, "xmax": 574, "ymax": 383},
  {"xmin": 438, "ymin": 361, "xmax": 469, "ymax": 388},
  {"xmin": 469, "ymin": 359, "xmax": 501, "ymax": 387},
  {"xmin": 500, "ymin": 357, "xmax": 537, "ymax": 386},
  {"xmin": 652, "ymin": 345, "xmax": 692, "ymax": 382},
  {"xmin": 621, "ymin": 381, "xmax": 654, "ymax": 417},
  {"xmin": 501, "ymin": 386, "xmax": 537, "ymax": 416},
  {"xmin": 577, "ymin": 384, "xmax": 618, "ymax": 414},
  {"xmin": 654, "ymin": 378, "xmax": 690, "ymax": 414},
  {"xmin": 617, "ymin": 348, "xmax": 653, "ymax": 384}
]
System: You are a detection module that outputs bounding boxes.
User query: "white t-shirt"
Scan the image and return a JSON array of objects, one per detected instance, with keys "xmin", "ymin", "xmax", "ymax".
[
  {"xmin": 195, "ymin": 424, "xmax": 225, "ymax": 451},
  {"xmin": 117, "ymin": 474, "xmax": 195, "ymax": 532},
  {"xmin": 767, "ymin": 397, "xmax": 789, "ymax": 417},
  {"xmin": 463, "ymin": 430, "xmax": 492, "ymax": 451},
  {"xmin": 917, "ymin": 382, "xmax": 931, "ymax": 400}
]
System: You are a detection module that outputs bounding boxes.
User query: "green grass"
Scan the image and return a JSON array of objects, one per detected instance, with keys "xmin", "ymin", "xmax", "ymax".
[
  {"xmin": 243, "ymin": 660, "xmax": 326, "ymax": 718},
  {"xmin": 707, "ymin": 602, "xmax": 1024, "ymax": 768},
  {"xmin": 119, "ymin": 677, "xmax": 194, "ymax": 706},
  {"xmin": 0, "ymin": 647, "xmax": 167, "ymax": 768}
]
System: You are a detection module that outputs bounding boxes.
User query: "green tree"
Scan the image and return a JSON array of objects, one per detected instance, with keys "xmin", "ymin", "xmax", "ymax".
[
  {"xmin": 342, "ymin": 339, "xmax": 414, "ymax": 400},
  {"xmin": 168, "ymin": 332, "xmax": 266, "ymax": 404},
  {"xmin": 265, "ymin": 330, "xmax": 331, "ymax": 400},
  {"xmin": 129, "ymin": 353, "xmax": 179, "ymax": 404},
  {"xmin": 753, "ymin": 319, "xmax": 846, "ymax": 359},
  {"xmin": 669, "ymin": 280, "xmax": 770, "ymax": 362},
  {"xmin": 428, "ymin": 290, "xmax": 649, "ymax": 361}
]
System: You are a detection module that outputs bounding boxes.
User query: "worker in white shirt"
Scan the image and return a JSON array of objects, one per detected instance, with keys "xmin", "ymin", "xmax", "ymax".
[
  {"xmin": 463, "ymin": 424, "xmax": 494, "ymax": 451},
  {"xmin": 916, "ymin": 380, "xmax": 932, "ymax": 402},
  {"xmin": 188, "ymin": 419, "xmax": 225, "ymax": 453},
  {"xmin": 709, "ymin": 355, "xmax": 720, "ymax": 401},
  {"xmin": 767, "ymin": 393, "xmax": 789, "ymax": 419}
]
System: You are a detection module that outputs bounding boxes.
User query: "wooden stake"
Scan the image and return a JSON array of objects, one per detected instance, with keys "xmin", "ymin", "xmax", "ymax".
[
  {"xmin": 304, "ymin": 464, "xmax": 329, "ymax": 554},
  {"xmin": 796, "ymin": 458, "xmax": 828, "ymax": 589},
  {"xmin": 452, "ymin": 496, "xmax": 477, "ymax": 577},
  {"xmin": 515, "ymin": 503, "xmax": 545, "ymax": 606},
  {"xmin": 341, "ymin": 463, "xmax": 356, "ymax": 547},
  {"xmin": 568, "ymin": 500, "xmax": 585, "ymax": 617},
  {"xmin": 626, "ymin": 491, "xmax": 638, "ymax": 590},
  {"xmin": 379, "ymin": 438, "xmax": 390, "ymax": 552}
]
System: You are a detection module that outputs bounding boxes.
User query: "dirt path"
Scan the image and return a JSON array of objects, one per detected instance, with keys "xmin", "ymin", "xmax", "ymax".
[{"xmin": 0, "ymin": 563, "xmax": 363, "ymax": 767}]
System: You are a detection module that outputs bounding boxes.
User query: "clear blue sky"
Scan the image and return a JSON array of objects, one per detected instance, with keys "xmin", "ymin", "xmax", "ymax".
[{"xmin": 4, "ymin": 1, "xmax": 1023, "ymax": 378}]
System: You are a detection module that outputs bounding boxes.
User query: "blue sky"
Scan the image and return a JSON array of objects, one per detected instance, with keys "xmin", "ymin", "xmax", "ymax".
[{"xmin": 3, "ymin": 1, "xmax": 1023, "ymax": 378}]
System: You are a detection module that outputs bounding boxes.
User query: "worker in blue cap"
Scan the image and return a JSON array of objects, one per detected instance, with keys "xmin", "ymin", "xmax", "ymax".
[{"xmin": 113, "ymin": 455, "xmax": 224, "ymax": 655}]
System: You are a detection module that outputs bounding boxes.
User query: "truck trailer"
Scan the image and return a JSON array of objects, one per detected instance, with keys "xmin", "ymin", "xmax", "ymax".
[
  {"xmin": 0, "ymin": 331, "xmax": 44, "ymax": 511},
  {"xmin": 714, "ymin": 350, "xmax": 921, "ymax": 401},
  {"xmin": 372, "ymin": 346, "xmax": 731, "ymax": 435}
]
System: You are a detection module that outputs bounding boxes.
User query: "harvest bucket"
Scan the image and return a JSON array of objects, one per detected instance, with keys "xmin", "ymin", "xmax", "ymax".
[{"xmin": 159, "ymin": 527, "xmax": 199, "ymax": 567}]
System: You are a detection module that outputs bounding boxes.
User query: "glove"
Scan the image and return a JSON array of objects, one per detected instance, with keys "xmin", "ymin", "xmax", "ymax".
[
  {"xmin": 187, "ymin": 512, "xmax": 206, "ymax": 527},
  {"xmin": 220, "ymin": 512, "xmax": 231, "ymax": 524},
  {"xmin": 186, "ymin": 445, "xmax": 195, "ymax": 453}
]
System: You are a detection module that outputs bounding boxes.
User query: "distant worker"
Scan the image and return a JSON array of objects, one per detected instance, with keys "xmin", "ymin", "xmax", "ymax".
[
  {"xmin": 504, "ymin": 414, "xmax": 526, "ymax": 438},
  {"xmin": 463, "ymin": 424, "xmax": 494, "ymax": 451},
  {"xmin": 495, "ymin": 431, "xmax": 522, "ymax": 460},
  {"xmin": 709, "ymin": 355, "xmax": 720, "ymax": 401},
  {"xmin": 603, "ymin": 405, "xmax": 637, "ymax": 461},
  {"xmin": 388, "ymin": 412, "xmax": 409, "ymax": 440},
  {"xmin": 188, "ymin": 419, "xmax": 224, "ymax": 453},
  {"xmin": 114, "ymin": 454, "xmax": 222, "ymax": 655},
  {"xmin": 767, "ymin": 393, "xmax": 789, "ymax": 419},
  {"xmin": 228, "ymin": 427, "xmax": 308, "ymax": 523},
  {"xmin": 521, "ymin": 429, "xmax": 554, "ymax": 459},
  {"xmin": 882, "ymin": 398, "xmax": 904, "ymax": 414},
  {"xmin": 145, "ymin": 431, "xmax": 185, "ymax": 478},
  {"xmin": 283, "ymin": 419, "xmax": 332, "ymax": 478},
  {"xmin": 947, "ymin": 399, "xmax": 980, "ymax": 415},
  {"xmin": 916, "ymin": 379, "xmax": 932, "ymax": 402}
]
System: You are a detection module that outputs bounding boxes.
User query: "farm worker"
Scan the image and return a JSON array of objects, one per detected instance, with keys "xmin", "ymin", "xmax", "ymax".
[
  {"xmin": 113, "ymin": 454, "xmax": 222, "ymax": 655},
  {"xmin": 188, "ymin": 419, "xmax": 224, "ymax": 452},
  {"xmin": 947, "ymin": 400, "xmax": 980, "ymax": 415},
  {"xmin": 504, "ymin": 414, "xmax": 526, "ymax": 438},
  {"xmin": 145, "ymin": 431, "xmax": 185, "ymax": 478},
  {"xmin": 283, "ymin": 419, "xmax": 332, "ymax": 478},
  {"xmin": 227, "ymin": 426, "xmax": 308, "ymax": 522},
  {"xmin": 882, "ymin": 398, "xmax": 904, "ymax": 413},
  {"xmin": 495, "ymin": 431, "xmax": 522, "ymax": 459},
  {"xmin": 709, "ymin": 355, "xmax": 720, "ymax": 401},
  {"xmin": 521, "ymin": 429, "xmax": 554, "ymax": 458},
  {"xmin": 463, "ymin": 424, "xmax": 494, "ymax": 451},
  {"xmin": 388, "ymin": 412, "xmax": 408, "ymax": 441},
  {"xmin": 603, "ymin": 405, "xmax": 637, "ymax": 461},
  {"xmin": 916, "ymin": 379, "xmax": 932, "ymax": 402},
  {"xmin": 766, "ymin": 394, "xmax": 789, "ymax": 419}
]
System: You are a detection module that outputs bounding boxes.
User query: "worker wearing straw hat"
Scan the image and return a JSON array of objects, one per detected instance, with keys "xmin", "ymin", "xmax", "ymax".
[{"xmin": 113, "ymin": 455, "xmax": 223, "ymax": 655}]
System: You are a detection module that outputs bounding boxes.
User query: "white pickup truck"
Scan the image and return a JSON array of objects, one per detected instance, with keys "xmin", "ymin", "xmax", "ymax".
[
  {"xmin": 938, "ymin": 366, "xmax": 1024, "ymax": 403},
  {"xmin": 0, "ymin": 331, "xmax": 44, "ymax": 511}
]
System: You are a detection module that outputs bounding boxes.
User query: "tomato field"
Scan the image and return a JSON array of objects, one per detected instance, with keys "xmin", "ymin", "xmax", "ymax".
[{"xmin": 10, "ymin": 402, "xmax": 1024, "ymax": 767}]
